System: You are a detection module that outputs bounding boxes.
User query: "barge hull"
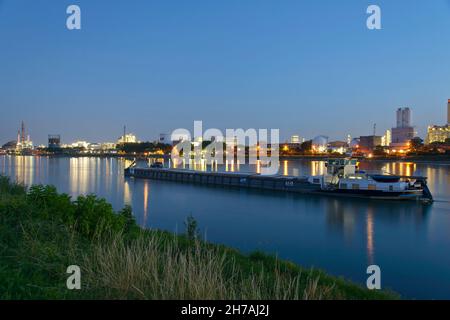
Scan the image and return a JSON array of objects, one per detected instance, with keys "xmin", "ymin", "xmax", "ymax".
[
  {"xmin": 125, "ymin": 167, "xmax": 431, "ymax": 202},
  {"xmin": 125, "ymin": 167, "xmax": 321, "ymax": 193}
]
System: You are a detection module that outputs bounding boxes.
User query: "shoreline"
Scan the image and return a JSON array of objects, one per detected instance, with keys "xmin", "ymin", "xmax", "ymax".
[
  {"xmin": 279, "ymin": 154, "xmax": 450, "ymax": 164},
  {"xmin": 2, "ymin": 153, "xmax": 450, "ymax": 166}
]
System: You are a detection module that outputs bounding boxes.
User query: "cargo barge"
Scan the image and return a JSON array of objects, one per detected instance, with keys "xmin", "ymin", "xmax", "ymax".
[{"xmin": 124, "ymin": 159, "xmax": 433, "ymax": 203}]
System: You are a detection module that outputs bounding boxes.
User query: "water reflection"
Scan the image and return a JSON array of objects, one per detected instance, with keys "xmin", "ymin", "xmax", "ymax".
[
  {"xmin": 283, "ymin": 160, "xmax": 288, "ymax": 176},
  {"xmin": 5, "ymin": 156, "xmax": 36, "ymax": 186},
  {"xmin": 143, "ymin": 181, "xmax": 149, "ymax": 226},
  {"xmin": 69, "ymin": 158, "xmax": 89, "ymax": 195},
  {"xmin": 366, "ymin": 209, "xmax": 374, "ymax": 266},
  {"xmin": 324, "ymin": 198, "xmax": 432, "ymax": 271},
  {"xmin": 310, "ymin": 161, "xmax": 325, "ymax": 176},
  {"xmin": 381, "ymin": 162, "xmax": 417, "ymax": 177},
  {"xmin": 124, "ymin": 179, "xmax": 132, "ymax": 205}
]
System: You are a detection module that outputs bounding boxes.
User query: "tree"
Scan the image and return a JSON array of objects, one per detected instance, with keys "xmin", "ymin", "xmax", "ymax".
[
  {"xmin": 300, "ymin": 140, "xmax": 312, "ymax": 153},
  {"xmin": 410, "ymin": 137, "xmax": 424, "ymax": 152}
]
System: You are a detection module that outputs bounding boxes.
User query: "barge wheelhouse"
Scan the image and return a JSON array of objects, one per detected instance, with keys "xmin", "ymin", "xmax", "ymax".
[{"xmin": 307, "ymin": 158, "xmax": 433, "ymax": 203}]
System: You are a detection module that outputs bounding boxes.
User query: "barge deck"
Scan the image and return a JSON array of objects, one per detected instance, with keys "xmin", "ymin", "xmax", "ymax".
[{"xmin": 124, "ymin": 167, "xmax": 321, "ymax": 193}]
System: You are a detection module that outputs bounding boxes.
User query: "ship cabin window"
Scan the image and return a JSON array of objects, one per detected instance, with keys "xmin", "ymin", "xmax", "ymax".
[
  {"xmin": 389, "ymin": 185, "xmax": 394, "ymax": 191},
  {"xmin": 368, "ymin": 184, "xmax": 376, "ymax": 190},
  {"xmin": 352, "ymin": 184, "xmax": 359, "ymax": 190},
  {"xmin": 340, "ymin": 183, "xmax": 347, "ymax": 189}
]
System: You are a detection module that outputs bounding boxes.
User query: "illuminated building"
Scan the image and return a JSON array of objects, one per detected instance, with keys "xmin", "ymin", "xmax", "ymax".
[
  {"xmin": 359, "ymin": 136, "xmax": 382, "ymax": 154},
  {"xmin": 312, "ymin": 135, "xmax": 328, "ymax": 153},
  {"xmin": 425, "ymin": 100, "xmax": 450, "ymax": 144},
  {"xmin": 88, "ymin": 143, "xmax": 102, "ymax": 151},
  {"xmin": 381, "ymin": 130, "xmax": 391, "ymax": 147},
  {"xmin": 101, "ymin": 142, "xmax": 117, "ymax": 150},
  {"xmin": 350, "ymin": 138, "xmax": 360, "ymax": 149},
  {"xmin": 426, "ymin": 125, "xmax": 450, "ymax": 144},
  {"xmin": 15, "ymin": 121, "xmax": 33, "ymax": 152},
  {"xmin": 290, "ymin": 135, "xmax": 301, "ymax": 144},
  {"xmin": 117, "ymin": 133, "xmax": 138, "ymax": 144},
  {"xmin": 328, "ymin": 141, "xmax": 348, "ymax": 154},
  {"xmin": 391, "ymin": 108, "xmax": 416, "ymax": 148},
  {"xmin": 70, "ymin": 141, "xmax": 90, "ymax": 149}
]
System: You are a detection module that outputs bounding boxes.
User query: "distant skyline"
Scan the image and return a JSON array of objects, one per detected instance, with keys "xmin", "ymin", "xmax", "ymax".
[{"xmin": 1, "ymin": 0, "xmax": 450, "ymax": 145}]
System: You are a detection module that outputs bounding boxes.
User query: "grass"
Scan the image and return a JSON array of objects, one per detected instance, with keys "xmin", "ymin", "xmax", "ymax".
[{"xmin": 0, "ymin": 175, "xmax": 398, "ymax": 300}]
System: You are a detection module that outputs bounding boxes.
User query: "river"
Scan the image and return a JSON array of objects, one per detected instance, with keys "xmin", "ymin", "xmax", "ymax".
[{"xmin": 1, "ymin": 155, "xmax": 449, "ymax": 299}]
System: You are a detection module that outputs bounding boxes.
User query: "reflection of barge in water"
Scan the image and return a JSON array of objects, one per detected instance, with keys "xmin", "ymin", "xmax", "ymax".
[{"xmin": 124, "ymin": 159, "xmax": 433, "ymax": 204}]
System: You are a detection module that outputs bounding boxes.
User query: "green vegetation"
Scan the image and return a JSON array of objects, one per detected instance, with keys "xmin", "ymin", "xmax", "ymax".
[{"xmin": 0, "ymin": 176, "xmax": 397, "ymax": 300}]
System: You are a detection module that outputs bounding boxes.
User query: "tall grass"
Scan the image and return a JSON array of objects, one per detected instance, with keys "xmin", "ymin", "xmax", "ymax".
[
  {"xmin": 0, "ymin": 175, "xmax": 398, "ymax": 300},
  {"xmin": 78, "ymin": 233, "xmax": 323, "ymax": 300}
]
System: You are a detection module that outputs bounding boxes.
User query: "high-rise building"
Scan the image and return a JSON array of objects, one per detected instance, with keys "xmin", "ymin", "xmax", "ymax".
[
  {"xmin": 425, "ymin": 100, "xmax": 450, "ymax": 144},
  {"xmin": 396, "ymin": 107, "xmax": 411, "ymax": 128},
  {"xmin": 392, "ymin": 108, "xmax": 415, "ymax": 147}
]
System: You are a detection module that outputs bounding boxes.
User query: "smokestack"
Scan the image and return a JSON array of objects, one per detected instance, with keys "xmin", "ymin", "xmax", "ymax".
[
  {"xmin": 448, "ymin": 99, "xmax": 450, "ymax": 125},
  {"xmin": 21, "ymin": 121, "xmax": 25, "ymax": 143}
]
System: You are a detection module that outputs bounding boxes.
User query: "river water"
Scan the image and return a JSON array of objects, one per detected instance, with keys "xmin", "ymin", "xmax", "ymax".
[{"xmin": 1, "ymin": 155, "xmax": 449, "ymax": 299}]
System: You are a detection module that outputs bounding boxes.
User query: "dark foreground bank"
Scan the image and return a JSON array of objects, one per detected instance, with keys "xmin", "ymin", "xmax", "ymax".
[{"xmin": 0, "ymin": 176, "xmax": 397, "ymax": 300}]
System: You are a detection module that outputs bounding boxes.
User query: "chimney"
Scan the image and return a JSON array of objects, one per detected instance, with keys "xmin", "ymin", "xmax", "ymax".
[{"xmin": 447, "ymin": 99, "xmax": 450, "ymax": 125}]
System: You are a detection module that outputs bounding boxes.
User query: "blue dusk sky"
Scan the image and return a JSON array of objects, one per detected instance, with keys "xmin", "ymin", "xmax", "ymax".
[{"xmin": 1, "ymin": 0, "xmax": 450, "ymax": 145}]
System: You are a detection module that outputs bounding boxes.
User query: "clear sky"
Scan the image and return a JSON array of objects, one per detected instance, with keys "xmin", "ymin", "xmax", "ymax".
[{"xmin": 1, "ymin": 0, "xmax": 450, "ymax": 145}]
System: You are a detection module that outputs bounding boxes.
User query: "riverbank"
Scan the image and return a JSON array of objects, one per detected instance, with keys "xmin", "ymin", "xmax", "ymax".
[
  {"xmin": 0, "ymin": 176, "xmax": 397, "ymax": 300},
  {"xmin": 2, "ymin": 153, "xmax": 450, "ymax": 165},
  {"xmin": 280, "ymin": 154, "xmax": 450, "ymax": 164}
]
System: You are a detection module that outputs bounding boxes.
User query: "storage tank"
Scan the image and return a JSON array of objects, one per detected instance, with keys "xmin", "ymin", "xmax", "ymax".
[{"xmin": 312, "ymin": 135, "xmax": 329, "ymax": 152}]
